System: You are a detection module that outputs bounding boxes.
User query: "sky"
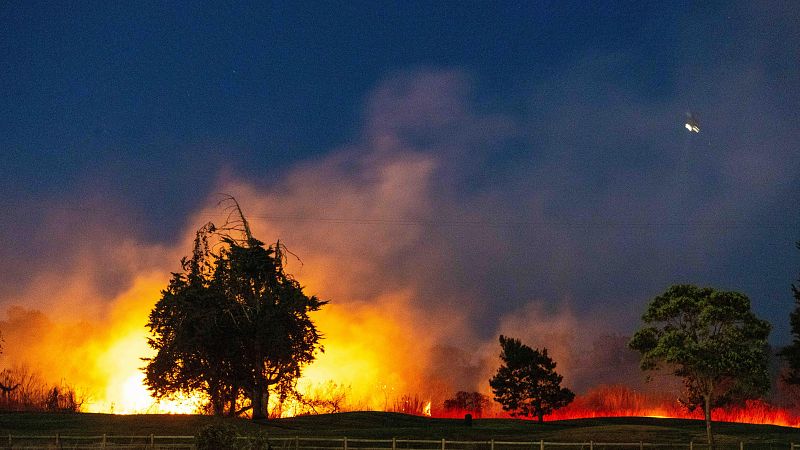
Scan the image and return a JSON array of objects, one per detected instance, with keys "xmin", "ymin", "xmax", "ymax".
[{"xmin": 1, "ymin": 1, "xmax": 799, "ymax": 392}]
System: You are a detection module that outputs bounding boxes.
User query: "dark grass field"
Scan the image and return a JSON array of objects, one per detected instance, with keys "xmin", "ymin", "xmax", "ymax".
[{"xmin": 1, "ymin": 412, "xmax": 799, "ymax": 447}]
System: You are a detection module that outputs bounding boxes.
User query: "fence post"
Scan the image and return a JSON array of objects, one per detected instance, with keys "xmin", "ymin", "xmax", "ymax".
[
  {"xmin": 6, "ymin": 432, "xmax": 10, "ymax": 447},
  {"xmin": 442, "ymin": 438, "xmax": 446, "ymax": 450},
  {"xmin": 640, "ymin": 441, "xmax": 643, "ymax": 450},
  {"xmin": 540, "ymin": 439, "xmax": 545, "ymax": 450},
  {"xmin": 491, "ymin": 439, "xmax": 495, "ymax": 450},
  {"xmin": 344, "ymin": 437, "xmax": 348, "ymax": 450},
  {"xmin": 296, "ymin": 435, "xmax": 300, "ymax": 450},
  {"xmin": 55, "ymin": 432, "xmax": 59, "ymax": 446},
  {"xmin": 393, "ymin": 438, "xmax": 397, "ymax": 450},
  {"xmin": 740, "ymin": 442, "xmax": 744, "ymax": 450},
  {"xmin": 102, "ymin": 433, "xmax": 107, "ymax": 449},
  {"xmin": 690, "ymin": 440, "xmax": 693, "ymax": 450},
  {"xmin": 150, "ymin": 433, "xmax": 154, "ymax": 449},
  {"xmin": 590, "ymin": 441, "xmax": 593, "ymax": 450}
]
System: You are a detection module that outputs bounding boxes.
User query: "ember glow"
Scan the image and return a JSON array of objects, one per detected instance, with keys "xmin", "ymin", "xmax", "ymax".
[
  {"xmin": 541, "ymin": 386, "xmax": 800, "ymax": 427},
  {"xmin": 432, "ymin": 385, "xmax": 800, "ymax": 428}
]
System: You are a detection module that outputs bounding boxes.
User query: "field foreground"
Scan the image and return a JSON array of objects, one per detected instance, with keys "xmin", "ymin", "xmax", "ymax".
[{"xmin": 1, "ymin": 412, "xmax": 799, "ymax": 448}]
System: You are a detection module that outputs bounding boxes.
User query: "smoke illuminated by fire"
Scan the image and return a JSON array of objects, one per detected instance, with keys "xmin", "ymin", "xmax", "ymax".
[
  {"xmin": 0, "ymin": 159, "xmax": 799, "ymax": 424},
  {"xmin": 0, "ymin": 71, "xmax": 798, "ymax": 425},
  {"xmin": 1, "ymin": 180, "xmax": 798, "ymax": 426}
]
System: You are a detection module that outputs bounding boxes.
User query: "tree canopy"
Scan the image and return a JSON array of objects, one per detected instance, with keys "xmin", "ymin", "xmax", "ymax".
[
  {"xmin": 144, "ymin": 199, "xmax": 326, "ymax": 420},
  {"xmin": 443, "ymin": 391, "xmax": 491, "ymax": 417},
  {"xmin": 489, "ymin": 335, "xmax": 574, "ymax": 422},
  {"xmin": 629, "ymin": 284, "xmax": 770, "ymax": 447}
]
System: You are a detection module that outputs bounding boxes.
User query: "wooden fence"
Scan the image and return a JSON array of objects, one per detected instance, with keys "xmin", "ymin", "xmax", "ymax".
[{"xmin": 0, "ymin": 435, "xmax": 794, "ymax": 450}]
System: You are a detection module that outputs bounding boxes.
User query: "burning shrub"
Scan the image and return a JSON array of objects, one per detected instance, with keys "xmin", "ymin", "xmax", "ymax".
[
  {"xmin": 275, "ymin": 381, "xmax": 351, "ymax": 416},
  {"xmin": 579, "ymin": 384, "xmax": 650, "ymax": 411},
  {"xmin": 44, "ymin": 385, "xmax": 82, "ymax": 412},
  {"xmin": 391, "ymin": 394, "xmax": 428, "ymax": 415}
]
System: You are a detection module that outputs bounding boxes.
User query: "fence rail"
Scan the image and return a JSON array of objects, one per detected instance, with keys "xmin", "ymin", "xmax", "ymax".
[{"xmin": 0, "ymin": 435, "xmax": 795, "ymax": 450}]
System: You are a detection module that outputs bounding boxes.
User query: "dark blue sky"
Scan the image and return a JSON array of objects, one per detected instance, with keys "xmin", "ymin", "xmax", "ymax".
[{"xmin": 2, "ymin": 1, "xmax": 799, "ymax": 346}]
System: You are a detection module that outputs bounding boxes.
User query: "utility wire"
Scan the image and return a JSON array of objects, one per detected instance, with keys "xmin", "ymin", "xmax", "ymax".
[
  {"xmin": 201, "ymin": 213, "xmax": 797, "ymax": 230},
  {"xmin": 4, "ymin": 204, "xmax": 796, "ymax": 230}
]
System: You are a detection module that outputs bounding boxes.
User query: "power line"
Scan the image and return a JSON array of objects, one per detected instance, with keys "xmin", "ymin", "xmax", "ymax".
[
  {"xmin": 4, "ymin": 204, "xmax": 796, "ymax": 230},
  {"xmin": 210, "ymin": 214, "xmax": 797, "ymax": 230}
]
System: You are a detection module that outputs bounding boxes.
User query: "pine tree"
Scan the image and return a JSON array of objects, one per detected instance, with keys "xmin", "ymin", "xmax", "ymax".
[{"xmin": 489, "ymin": 335, "xmax": 574, "ymax": 422}]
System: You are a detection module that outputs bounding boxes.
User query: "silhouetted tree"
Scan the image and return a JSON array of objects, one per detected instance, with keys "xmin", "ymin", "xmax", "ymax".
[
  {"xmin": 145, "ymin": 197, "xmax": 326, "ymax": 420},
  {"xmin": 212, "ymin": 234, "xmax": 325, "ymax": 420},
  {"xmin": 629, "ymin": 284, "xmax": 771, "ymax": 448},
  {"xmin": 443, "ymin": 391, "xmax": 490, "ymax": 417},
  {"xmin": 779, "ymin": 242, "xmax": 800, "ymax": 385},
  {"xmin": 145, "ymin": 223, "xmax": 240, "ymax": 416},
  {"xmin": 489, "ymin": 335, "xmax": 574, "ymax": 422}
]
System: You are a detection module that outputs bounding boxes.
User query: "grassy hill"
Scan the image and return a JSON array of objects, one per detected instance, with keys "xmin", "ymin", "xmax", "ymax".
[{"xmin": 1, "ymin": 412, "xmax": 798, "ymax": 447}]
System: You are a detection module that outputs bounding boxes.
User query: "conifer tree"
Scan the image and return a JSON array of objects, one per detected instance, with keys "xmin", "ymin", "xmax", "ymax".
[{"xmin": 489, "ymin": 335, "xmax": 574, "ymax": 422}]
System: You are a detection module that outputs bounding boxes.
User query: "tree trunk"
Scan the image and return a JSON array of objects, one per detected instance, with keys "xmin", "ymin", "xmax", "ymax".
[
  {"xmin": 252, "ymin": 385, "xmax": 266, "ymax": 421},
  {"xmin": 210, "ymin": 384, "xmax": 224, "ymax": 416},
  {"xmin": 212, "ymin": 397, "xmax": 224, "ymax": 416},
  {"xmin": 703, "ymin": 395, "xmax": 714, "ymax": 449},
  {"xmin": 227, "ymin": 384, "xmax": 238, "ymax": 417}
]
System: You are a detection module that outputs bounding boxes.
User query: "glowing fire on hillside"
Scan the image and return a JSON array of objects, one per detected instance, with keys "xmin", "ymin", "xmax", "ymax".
[
  {"xmin": 433, "ymin": 401, "xmax": 800, "ymax": 427},
  {"xmin": 2, "ymin": 266, "xmax": 800, "ymax": 425},
  {"xmin": 0, "ymin": 190, "xmax": 797, "ymax": 426},
  {"xmin": 2, "ymin": 285, "xmax": 800, "ymax": 427},
  {"xmin": 431, "ymin": 385, "xmax": 800, "ymax": 427}
]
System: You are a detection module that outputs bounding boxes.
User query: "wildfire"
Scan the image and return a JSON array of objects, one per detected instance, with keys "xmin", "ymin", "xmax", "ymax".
[
  {"xmin": 431, "ymin": 385, "xmax": 800, "ymax": 428},
  {"xmin": 72, "ymin": 290, "xmax": 431, "ymax": 415},
  {"xmin": 0, "ymin": 278, "xmax": 441, "ymax": 415},
  {"xmin": 2, "ymin": 270, "xmax": 800, "ymax": 426},
  {"xmin": 545, "ymin": 398, "xmax": 800, "ymax": 427},
  {"xmin": 3, "ymin": 279, "xmax": 800, "ymax": 425},
  {"xmin": 0, "ymin": 194, "xmax": 797, "ymax": 426}
]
